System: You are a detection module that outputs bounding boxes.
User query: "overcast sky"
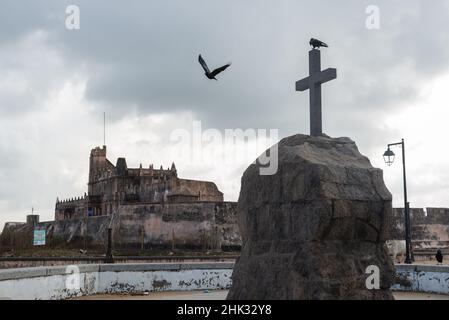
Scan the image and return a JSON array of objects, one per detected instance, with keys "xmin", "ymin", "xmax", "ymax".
[{"xmin": 1, "ymin": 0, "xmax": 449, "ymax": 231}]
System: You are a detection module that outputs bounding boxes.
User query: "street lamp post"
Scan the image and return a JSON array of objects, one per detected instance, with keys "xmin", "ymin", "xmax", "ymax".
[
  {"xmin": 383, "ymin": 139, "xmax": 413, "ymax": 264},
  {"xmin": 105, "ymin": 227, "xmax": 114, "ymax": 264}
]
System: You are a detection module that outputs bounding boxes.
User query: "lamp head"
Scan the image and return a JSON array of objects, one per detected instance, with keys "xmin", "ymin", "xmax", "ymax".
[{"xmin": 383, "ymin": 147, "xmax": 395, "ymax": 166}]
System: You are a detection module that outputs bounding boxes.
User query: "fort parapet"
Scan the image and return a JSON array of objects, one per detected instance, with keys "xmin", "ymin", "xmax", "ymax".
[
  {"xmin": 391, "ymin": 207, "xmax": 449, "ymax": 250},
  {"xmin": 392, "ymin": 207, "xmax": 449, "ymax": 226}
]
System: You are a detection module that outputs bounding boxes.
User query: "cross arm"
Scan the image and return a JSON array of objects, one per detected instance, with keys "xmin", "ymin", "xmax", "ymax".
[
  {"xmin": 295, "ymin": 77, "xmax": 310, "ymax": 91},
  {"xmin": 316, "ymin": 68, "xmax": 337, "ymax": 84},
  {"xmin": 295, "ymin": 68, "xmax": 337, "ymax": 92}
]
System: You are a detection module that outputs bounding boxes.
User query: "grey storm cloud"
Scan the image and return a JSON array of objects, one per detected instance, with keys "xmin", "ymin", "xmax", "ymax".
[
  {"xmin": 1, "ymin": 0, "xmax": 449, "ymax": 230},
  {"xmin": 51, "ymin": 1, "xmax": 449, "ymax": 134},
  {"xmin": 2, "ymin": 0, "xmax": 449, "ymax": 132}
]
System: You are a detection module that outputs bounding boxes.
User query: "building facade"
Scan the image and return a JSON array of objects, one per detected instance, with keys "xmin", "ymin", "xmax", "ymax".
[{"xmin": 55, "ymin": 146, "xmax": 224, "ymax": 221}]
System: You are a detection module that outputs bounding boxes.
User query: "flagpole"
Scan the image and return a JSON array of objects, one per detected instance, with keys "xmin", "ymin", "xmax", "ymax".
[{"xmin": 103, "ymin": 112, "xmax": 106, "ymax": 146}]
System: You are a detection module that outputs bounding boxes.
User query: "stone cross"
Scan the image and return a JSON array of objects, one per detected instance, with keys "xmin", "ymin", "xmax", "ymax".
[{"xmin": 295, "ymin": 49, "xmax": 337, "ymax": 136}]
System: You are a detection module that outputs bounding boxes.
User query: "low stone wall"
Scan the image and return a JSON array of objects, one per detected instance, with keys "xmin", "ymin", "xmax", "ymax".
[
  {"xmin": 2, "ymin": 263, "xmax": 448, "ymax": 300},
  {"xmin": 0, "ymin": 255, "xmax": 238, "ymax": 269},
  {"xmin": 0, "ymin": 262, "xmax": 233, "ymax": 300},
  {"xmin": 392, "ymin": 264, "xmax": 449, "ymax": 295}
]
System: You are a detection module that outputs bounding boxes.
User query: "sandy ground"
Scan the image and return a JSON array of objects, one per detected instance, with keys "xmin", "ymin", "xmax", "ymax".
[{"xmin": 73, "ymin": 290, "xmax": 449, "ymax": 300}]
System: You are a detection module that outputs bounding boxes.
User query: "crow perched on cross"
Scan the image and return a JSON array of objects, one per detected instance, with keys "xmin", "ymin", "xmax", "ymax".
[{"xmin": 309, "ymin": 38, "xmax": 328, "ymax": 49}]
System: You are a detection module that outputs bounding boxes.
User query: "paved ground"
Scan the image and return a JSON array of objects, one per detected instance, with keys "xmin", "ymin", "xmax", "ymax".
[
  {"xmin": 73, "ymin": 290, "xmax": 229, "ymax": 300},
  {"xmin": 406, "ymin": 260, "xmax": 448, "ymax": 265},
  {"xmin": 73, "ymin": 290, "xmax": 449, "ymax": 300},
  {"xmin": 394, "ymin": 292, "xmax": 449, "ymax": 300}
]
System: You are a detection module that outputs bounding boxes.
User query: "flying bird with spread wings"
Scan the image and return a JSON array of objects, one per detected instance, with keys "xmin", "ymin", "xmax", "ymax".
[
  {"xmin": 309, "ymin": 38, "xmax": 328, "ymax": 49},
  {"xmin": 198, "ymin": 54, "xmax": 231, "ymax": 80}
]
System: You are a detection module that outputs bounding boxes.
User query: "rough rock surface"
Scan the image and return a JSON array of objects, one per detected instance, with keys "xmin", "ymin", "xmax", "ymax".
[{"xmin": 227, "ymin": 134, "xmax": 395, "ymax": 300}]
